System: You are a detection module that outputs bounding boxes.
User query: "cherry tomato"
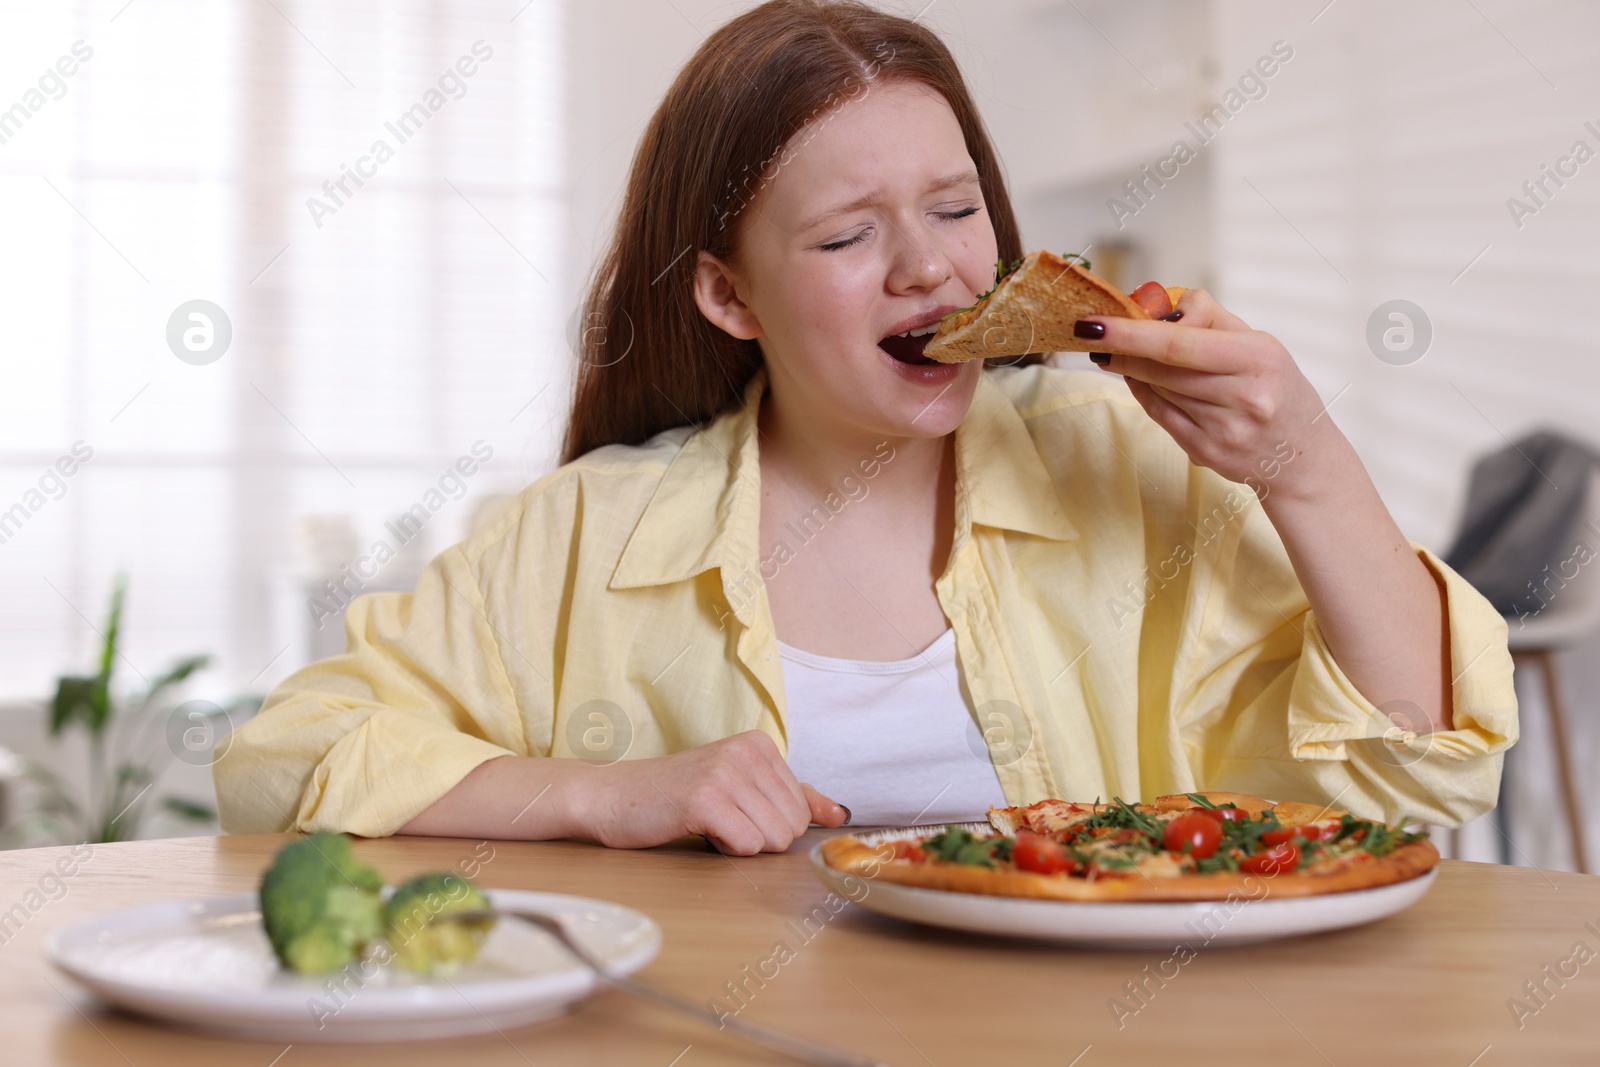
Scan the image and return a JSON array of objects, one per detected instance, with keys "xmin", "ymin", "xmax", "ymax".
[
  {"xmin": 1194, "ymin": 805, "xmax": 1249, "ymax": 823},
  {"xmin": 1239, "ymin": 841, "xmax": 1301, "ymax": 876},
  {"xmin": 1013, "ymin": 830, "xmax": 1079, "ymax": 875},
  {"xmin": 1260, "ymin": 827, "xmax": 1301, "ymax": 847},
  {"xmin": 891, "ymin": 840, "xmax": 927, "ymax": 863},
  {"xmin": 1128, "ymin": 280, "xmax": 1175, "ymax": 318},
  {"xmin": 1162, "ymin": 813, "xmax": 1222, "ymax": 859}
]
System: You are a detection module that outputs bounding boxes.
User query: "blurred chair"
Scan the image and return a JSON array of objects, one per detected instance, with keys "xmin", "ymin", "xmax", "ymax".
[
  {"xmin": 1444, "ymin": 435, "xmax": 1600, "ymax": 873},
  {"xmin": 1498, "ymin": 468, "xmax": 1600, "ymax": 874}
]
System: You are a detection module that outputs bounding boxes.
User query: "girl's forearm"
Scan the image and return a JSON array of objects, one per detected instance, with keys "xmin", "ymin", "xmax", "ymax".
[
  {"xmin": 1261, "ymin": 429, "xmax": 1453, "ymax": 732},
  {"xmin": 396, "ymin": 731, "xmax": 838, "ymax": 850},
  {"xmin": 398, "ymin": 755, "xmax": 591, "ymax": 839}
]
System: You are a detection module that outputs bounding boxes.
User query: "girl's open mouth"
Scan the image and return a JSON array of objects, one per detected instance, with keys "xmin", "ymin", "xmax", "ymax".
[{"xmin": 878, "ymin": 325, "xmax": 939, "ymax": 365}]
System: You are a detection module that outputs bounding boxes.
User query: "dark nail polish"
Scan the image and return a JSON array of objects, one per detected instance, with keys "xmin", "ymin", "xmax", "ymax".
[
  {"xmin": 1162, "ymin": 310, "xmax": 1184, "ymax": 322},
  {"xmin": 839, "ymin": 805, "xmax": 852, "ymax": 826},
  {"xmin": 1090, "ymin": 353, "xmax": 1111, "ymax": 366},
  {"xmin": 1073, "ymin": 320, "xmax": 1106, "ymax": 340}
]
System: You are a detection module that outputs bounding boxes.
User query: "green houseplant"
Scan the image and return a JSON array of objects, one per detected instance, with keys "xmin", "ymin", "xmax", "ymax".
[{"xmin": 1, "ymin": 574, "xmax": 260, "ymax": 847}]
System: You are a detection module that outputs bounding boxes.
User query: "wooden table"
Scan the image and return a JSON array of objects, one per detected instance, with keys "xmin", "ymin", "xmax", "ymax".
[{"xmin": 4, "ymin": 831, "xmax": 1599, "ymax": 1065}]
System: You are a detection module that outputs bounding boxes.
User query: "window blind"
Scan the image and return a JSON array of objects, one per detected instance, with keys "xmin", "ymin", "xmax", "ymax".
[{"xmin": 0, "ymin": 0, "xmax": 567, "ymax": 701}]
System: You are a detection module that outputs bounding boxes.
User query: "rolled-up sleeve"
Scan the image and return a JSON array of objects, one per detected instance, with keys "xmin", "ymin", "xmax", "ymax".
[
  {"xmin": 1173, "ymin": 476, "xmax": 1519, "ymax": 828},
  {"xmin": 214, "ymin": 542, "xmax": 530, "ymax": 837}
]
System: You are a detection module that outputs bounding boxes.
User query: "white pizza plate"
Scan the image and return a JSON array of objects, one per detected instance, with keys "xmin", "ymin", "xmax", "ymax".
[
  {"xmin": 810, "ymin": 823, "xmax": 1438, "ymax": 949},
  {"xmin": 47, "ymin": 888, "xmax": 661, "ymax": 1042}
]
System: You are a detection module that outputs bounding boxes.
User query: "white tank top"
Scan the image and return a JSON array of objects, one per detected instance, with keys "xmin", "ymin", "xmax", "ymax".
[{"xmin": 778, "ymin": 628, "xmax": 1007, "ymax": 827}]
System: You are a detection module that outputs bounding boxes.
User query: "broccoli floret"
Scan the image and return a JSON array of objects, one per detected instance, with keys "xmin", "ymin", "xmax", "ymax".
[
  {"xmin": 382, "ymin": 872, "xmax": 495, "ymax": 975},
  {"xmin": 258, "ymin": 833, "xmax": 384, "ymax": 974}
]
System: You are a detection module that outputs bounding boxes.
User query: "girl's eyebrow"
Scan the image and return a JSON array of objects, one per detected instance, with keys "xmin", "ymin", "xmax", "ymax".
[{"xmin": 796, "ymin": 170, "xmax": 981, "ymax": 233}]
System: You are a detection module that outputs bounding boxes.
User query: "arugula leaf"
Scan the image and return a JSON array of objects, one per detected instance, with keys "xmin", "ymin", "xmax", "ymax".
[
  {"xmin": 1194, "ymin": 850, "xmax": 1242, "ymax": 874},
  {"xmin": 938, "ymin": 252, "xmax": 1095, "ymax": 324},
  {"xmin": 1328, "ymin": 813, "xmax": 1429, "ymax": 857},
  {"xmin": 1298, "ymin": 836, "xmax": 1334, "ymax": 863},
  {"xmin": 1069, "ymin": 797, "xmax": 1165, "ymax": 852},
  {"xmin": 975, "ymin": 257, "xmax": 1022, "ymax": 302},
  {"xmin": 1359, "ymin": 822, "xmax": 1427, "ymax": 856},
  {"xmin": 941, "ymin": 256, "xmax": 1027, "ymax": 322},
  {"xmin": 1217, "ymin": 811, "xmax": 1281, "ymax": 854},
  {"xmin": 1182, "ymin": 792, "xmax": 1248, "ymax": 816},
  {"xmin": 920, "ymin": 827, "xmax": 971, "ymax": 861},
  {"xmin": 921, "ymin": 827, "xmax": 1012, "ymax": 869}
]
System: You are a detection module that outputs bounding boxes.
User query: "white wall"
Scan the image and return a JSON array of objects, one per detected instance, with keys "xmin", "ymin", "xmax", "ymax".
[
  {"xmin": 1209, "ymin": 0, "xmax": 1600, "ymax": 870},
  {"xmin": 562, "ymin": 0, "xmax": 1218, "ymax": 297}
]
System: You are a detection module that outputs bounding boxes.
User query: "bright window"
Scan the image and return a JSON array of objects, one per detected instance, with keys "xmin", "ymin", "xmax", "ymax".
[{"xmin": 0, "ymin": 1, "xmax": 567, "ymax": 702}]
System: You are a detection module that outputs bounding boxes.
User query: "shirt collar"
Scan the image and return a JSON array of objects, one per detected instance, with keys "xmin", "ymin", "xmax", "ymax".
[{"xmin": 609, "ymin": 365, "xmax": 1077, "ymax": 593}]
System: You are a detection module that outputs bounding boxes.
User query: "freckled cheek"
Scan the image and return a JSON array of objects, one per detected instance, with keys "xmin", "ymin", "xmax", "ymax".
[
  {"xmin": 953, "ymin": 233, "xmax": 998, "ymax": 294},
  {"xmin": 772, "ymin": 260, "xmax": 882, "ymax": 358},
  {"xmin": 798, "ymin": 304, "xmax": 868, "ymax": 356},
  {"xmin": 807, "ymin": 277, "xmax": 875, "ymax": 335}
]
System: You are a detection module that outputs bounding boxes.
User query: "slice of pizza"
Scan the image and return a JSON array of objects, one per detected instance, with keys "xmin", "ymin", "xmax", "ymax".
[
  {"xmin": 986, "ymin": 798, "xmax": 1105, "ymax": 837},
  {"xmin": 921, "ymin": 249, "xmax": 1188, "ymax": 364},
  {"xmin": 820, "ymin": 791, "xmax": 1439, "ymax": 902}
]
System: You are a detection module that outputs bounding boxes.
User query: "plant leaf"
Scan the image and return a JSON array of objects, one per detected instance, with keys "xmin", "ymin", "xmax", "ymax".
[
  {"xmin": 49, "ymin": 675, "xmax": 105, "ymax": 737},
  {"xmin": 96, "ymin": 762, "xmax": 156, "ymax": 841},
  {"xmin": 113, "ymin": 762, "xmax": 154, "ymax": 788},
  {"xmin": 96, "ymin": 573, "xmax": 126, "ymax": 684},
  {"xmin": 139, "ymin": 654, "xmax": 211, "ymax": 708},
  {"xmin": 160, "ymin": 796, "xmax": 216, "ymax": 822}
]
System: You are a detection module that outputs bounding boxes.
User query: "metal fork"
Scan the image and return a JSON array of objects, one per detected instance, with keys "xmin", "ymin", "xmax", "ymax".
[{"xmin": 456, "ymin": 906, "xmax": 889, "ymax": 1067}]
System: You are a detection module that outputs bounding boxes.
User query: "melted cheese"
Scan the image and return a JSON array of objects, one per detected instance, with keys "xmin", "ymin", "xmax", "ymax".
[
  {"xmin": 1023, "ymin": 800, "xmax": 1097, "ymax": 836},
  {"xmin": 1132, "ymin": 850, "xmax": 1190, "ymax": 879}
]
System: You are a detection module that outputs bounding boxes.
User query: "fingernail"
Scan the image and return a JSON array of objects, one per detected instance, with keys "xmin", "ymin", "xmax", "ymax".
[
  {"xmin": 1089, "ymin": 352, "xmax": 1111, "ymax": 366},
  {"xmin": 1162, "ymin": 310, "xmax": 1184, "ymax": 322},
  {"xmin": 1073, "ymin": 320, "xmax": 1106, "ymax": 340},
  {"xmin": 838, "ymin": 805, "xmax": 852, "ymax": 826}
]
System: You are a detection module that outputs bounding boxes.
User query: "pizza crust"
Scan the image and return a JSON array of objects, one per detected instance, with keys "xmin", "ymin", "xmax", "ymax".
[
  {"xmin": 821, "ymin": 792, "xmax": 1440, "ymax": 902},
  {"xmin": 922, "ymin": 250, "xmax": 1150, "ymax": 363}
]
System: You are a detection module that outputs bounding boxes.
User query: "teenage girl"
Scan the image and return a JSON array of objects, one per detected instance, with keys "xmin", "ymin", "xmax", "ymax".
[{"xmin": 217, "ymin": 0, "xmax": 1516, "ymax": 854}]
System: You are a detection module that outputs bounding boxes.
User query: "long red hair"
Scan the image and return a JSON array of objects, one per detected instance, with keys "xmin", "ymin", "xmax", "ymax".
[{"xmin": 560, "ymin": 0, "xmax": 1037, "ymax": 465}]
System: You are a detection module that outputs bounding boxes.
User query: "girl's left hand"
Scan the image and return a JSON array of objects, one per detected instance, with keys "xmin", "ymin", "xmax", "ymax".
[{"xmin": 1075, "ymin": 286, "xmax": 1332, "ymax": 501}]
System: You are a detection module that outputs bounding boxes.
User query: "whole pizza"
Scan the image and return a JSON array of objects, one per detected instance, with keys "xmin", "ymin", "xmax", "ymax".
[{"xmin": 820, "ymin": 791, "xmax": 1439, "ymax": 901}]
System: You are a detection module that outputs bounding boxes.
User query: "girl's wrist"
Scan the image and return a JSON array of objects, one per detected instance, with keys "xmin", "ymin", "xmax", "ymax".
[
  {"xmin": 1257, "ymin": 421, "xmax": 1361, "ymax": 516},
  {"xmin": 498, "ymin": 755, "xmax": 608, "ymax": 842},
  {"xmin": 554, "ymin": 757, "xmax": 641, "ymax": 845},
  {"xmin": 548, "ymin": 758, "xmax": 603, "ymax": 842}
]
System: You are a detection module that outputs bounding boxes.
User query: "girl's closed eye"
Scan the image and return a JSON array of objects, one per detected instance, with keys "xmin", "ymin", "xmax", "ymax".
[
  {"xmin": 818, "ymin": 205, "xmax": 982, "ymax": 251},
  {"xmin": 819, "ymin": 229, "xmax": 871, "ymax": 252}
]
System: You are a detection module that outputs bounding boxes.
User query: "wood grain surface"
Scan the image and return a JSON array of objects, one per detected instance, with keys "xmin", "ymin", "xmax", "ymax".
[{"xmin": 3, "ymin": 830, "xmax": 1598, "ymax": 1066}]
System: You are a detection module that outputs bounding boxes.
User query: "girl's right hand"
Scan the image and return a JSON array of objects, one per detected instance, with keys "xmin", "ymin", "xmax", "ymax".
[{"xmin": 577, "ymin": 730, "xmax": 847, "ymax": 855}]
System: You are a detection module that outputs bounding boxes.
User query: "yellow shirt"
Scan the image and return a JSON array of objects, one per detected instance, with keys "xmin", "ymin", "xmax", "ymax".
[{"xmin": 215, "ymin": 364, "xmax": 1518, "ymax": 837}]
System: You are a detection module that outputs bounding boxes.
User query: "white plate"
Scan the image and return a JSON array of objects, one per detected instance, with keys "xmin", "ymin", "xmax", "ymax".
[
  {"xmin": 811, "ymin": 825, "xmax": 1438, "ymax": 949},
  {"xmin": 47, "ymin": 888, "xmax": 661, "ymax": 1042}
]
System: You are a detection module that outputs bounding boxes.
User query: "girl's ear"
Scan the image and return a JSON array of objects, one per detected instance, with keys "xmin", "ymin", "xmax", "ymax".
[{"xmin": 692, "ymin": 251, "xmax": 762, "ymax": 341}]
